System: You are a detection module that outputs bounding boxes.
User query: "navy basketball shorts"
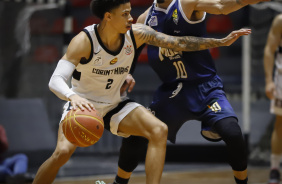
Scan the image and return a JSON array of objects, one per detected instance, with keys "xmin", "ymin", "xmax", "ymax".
[{"xmin": 148, "ymin": 75, "xmax": 238, "ymax": 143}]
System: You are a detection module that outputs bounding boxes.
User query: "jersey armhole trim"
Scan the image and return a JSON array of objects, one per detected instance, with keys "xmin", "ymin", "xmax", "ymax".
[
  {"xmin": 144, "ymin": 5, "xmax": 154, "ymax": 25},
  {"xmin": 130, "ymin": 28, "xmax": 137, "ymax": 51},
  {"xmin": 81, "ymin": 28, "xmax": 94, "ymax": 64},
  {"xmin": 154, "ymin": 0, "xmax": 176, "ymax": 14},
  {"xmin": 129, "ymin": 28, "xmax": 138, "ymax": 74},
  {"xmin": 72, "ymin": 69, "xmax": 81, "ymax": 81}
]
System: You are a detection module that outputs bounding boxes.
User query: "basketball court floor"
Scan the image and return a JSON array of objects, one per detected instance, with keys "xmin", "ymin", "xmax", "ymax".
[
  {"xmin": 53, "ymin": 166, "xmax": 270, "ymax": 184},
  {"xmin": 50, "ymin": 160, "xmax": 271, "ymax": 184}
]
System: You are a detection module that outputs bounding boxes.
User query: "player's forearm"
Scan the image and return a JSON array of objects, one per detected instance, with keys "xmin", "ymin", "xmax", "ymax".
[
  {"xmin": 49, "ymin": 75, "xmax": 75, "ymax": 101},
  {"xmin": 173, "ymin": 36, "xmax": 225, "ymax": 51},
  {"xmin": 142, "ymin": 31, "xmax": 225, "ymax": 51},
  {"xmin": 263, "ymin": 49, "xmax": 275, "ymax": 83},
  {"xmin": 219, "ymin": 0, "xmax": 247, "ymax": 15},
  {"xmin": 135, "ymin": 24, "xmax": 229, "ymax": 51},
  {"xmin": 197, "ymin": 0, "xmax": 247, "ymax": 15},
  {"xmin": 147, "ymin": 35, "xmax": 224, "ymax": 52},
  {"xmin": 49, "ymin": 60, "xmax": 76, "ymax": 101}
]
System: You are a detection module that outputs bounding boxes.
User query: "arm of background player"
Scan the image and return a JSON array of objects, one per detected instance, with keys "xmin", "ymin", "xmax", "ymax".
[
  {"xmin": 182, "ymin": 0, "xmax": 269, "ymax": 15},
  {"xmin": 136, "ymin": 8, "xmax": 150, "ymax": 24},
  {"xmin": 263, "ymin": 14, "xmax": 282, "ymax": 100}
]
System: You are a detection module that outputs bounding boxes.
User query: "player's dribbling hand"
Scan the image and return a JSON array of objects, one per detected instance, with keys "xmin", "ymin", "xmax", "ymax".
[
  {"xmin": 120, "ymin": 74, "xmax": 136, "ymax": 94},
  {"xmin": 68, "ymin": 94, "xmax": 95, "ymax": 111},
  {"xmin": 222, "ymin": 28, "xmax": 252, "ymax": 46}
]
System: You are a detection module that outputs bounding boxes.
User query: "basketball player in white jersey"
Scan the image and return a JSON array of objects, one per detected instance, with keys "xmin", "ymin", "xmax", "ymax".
[
  {"xmin": 32, "ymin": 0, "xmax": 251, "ymax": 183},
  {"xmin": 264, "ymin": 14, "xmax": 282, "ymax": 184}
]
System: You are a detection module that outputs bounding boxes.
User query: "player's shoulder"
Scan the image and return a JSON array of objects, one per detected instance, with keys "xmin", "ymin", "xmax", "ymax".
[
  {"xmin": 275, "ymin": 14, "xmax": 282, "ymax": 20},
  {"xmin": 70, "ymin": 31, "xmax": 91, "ymax": 49},
  {"xmin": 137, "ymin": 7, "xmax": 151, "ymax": 24},
  {"xmin": 180, "ymin": 0, "xmax": 197, "ymax": 7},
  {"xmin": 67, "ymin": 31, "xmax": 91, "ymax": 59},
  {"xmin": 272, "ymin": 14, "xmax": 282, "ymax": 29},
  {"xmin": 275, "ymin": 14, "xmax": 282, "ymax": 23},
  {"xmin": 74, "ymin": 31, "xmax": 90, "ymax": 43}
]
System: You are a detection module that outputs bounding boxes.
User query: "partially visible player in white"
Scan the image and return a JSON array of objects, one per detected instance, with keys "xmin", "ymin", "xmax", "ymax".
[
  {"xmin": 264, "ymin": 13, "xmax": 282, "ymax": 184},
  {"xmin": 32, "ymin": 0, "xmax": 252, "ymax": 183}
]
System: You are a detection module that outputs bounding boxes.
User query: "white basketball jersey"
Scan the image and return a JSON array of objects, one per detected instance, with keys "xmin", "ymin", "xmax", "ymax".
[
  {"xmin": 274, "ymin": 41, "xmax": 282, "ymax": 100},
  {"xmin": 275, "ymin": 41, "xmax": 282, "ymax": 73},
  {"xmin": 71, "ymin": 24, "xmax": 136, "ymax": 116},
  {"xmin": 271, "ymin": 42, "xmax": 282, "ymax": 115},
  {"xmin": 274, "ymin": 42, "xmax": 282, "ymax": 85}
]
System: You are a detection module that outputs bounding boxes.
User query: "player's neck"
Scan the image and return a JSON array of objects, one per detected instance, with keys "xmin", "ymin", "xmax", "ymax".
[
  {"xmin": 97, "ymin": 23, "xmax": 123, "ymax": 52},
  {"xmin": 156, "ymin": 0, "xmax": 172, "ymax": 9}
]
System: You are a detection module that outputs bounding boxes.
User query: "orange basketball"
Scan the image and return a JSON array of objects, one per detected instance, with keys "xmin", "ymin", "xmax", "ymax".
[{"xmin": 62, "ymin": 109, "xmax": 104, "ymax": 147}]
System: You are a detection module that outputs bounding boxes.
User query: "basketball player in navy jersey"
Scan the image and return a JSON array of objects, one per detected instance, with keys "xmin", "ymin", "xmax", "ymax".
[
  {"xmin": 112, "ymin": 0, "xmax": 268, "ymax": 184},
  {"xmin": 32, "ymin": 0, "xmax": 251, "ymax": 184}
]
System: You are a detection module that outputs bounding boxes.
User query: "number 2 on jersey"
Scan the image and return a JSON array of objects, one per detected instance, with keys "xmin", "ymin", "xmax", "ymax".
[
  {"xmin": 173, "ymin": 61, "xmax": 187, "ymax": 79},
  {"xmin": 106, "ymin": 79, "xmax": 113, "ymax": 89}
]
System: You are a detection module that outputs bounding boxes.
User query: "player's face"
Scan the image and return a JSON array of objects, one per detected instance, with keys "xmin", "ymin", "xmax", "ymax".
[{"xmin": 110, "ymin": 3, "xmax": 133, "ymax": 34}]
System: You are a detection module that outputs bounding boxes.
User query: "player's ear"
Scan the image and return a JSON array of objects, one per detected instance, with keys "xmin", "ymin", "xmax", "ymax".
[{"xmin": 104, "ymin": 12, "xmax": 112, "ymax": 21}]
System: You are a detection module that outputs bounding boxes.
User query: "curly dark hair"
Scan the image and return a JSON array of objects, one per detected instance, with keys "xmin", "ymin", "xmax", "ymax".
[{"xmin": 90, "ymin": 0, "xmax": 130, "ymax": 19}]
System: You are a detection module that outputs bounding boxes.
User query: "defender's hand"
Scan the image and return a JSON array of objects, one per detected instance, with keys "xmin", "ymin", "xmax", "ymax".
[
  {"xmin": 120, "ymin": 74, "xmax": 136, "ymax": 94},
  {"xmin": 222, "ymin": 28, "xmax": 252, "ymax": 46}
]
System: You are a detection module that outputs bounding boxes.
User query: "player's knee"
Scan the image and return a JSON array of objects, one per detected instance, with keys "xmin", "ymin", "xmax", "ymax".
[
  {"xmin": 149, "ymin": 122, "xmax": 168, "ymax": 142},
  {"xmin": 225, "ymin": 126, "xmax": 242, "ymax": 142},
  {"xmin": 118, "ymin": 136, "xmax": 148, "ymax": 172},
  {"xmin": 215, "ymin": 118, "xmax": 247, "ymax": 171},
  {"xmin": 215, "ymin": 118, "xmax": 243, "ymax": 143},
  {"xmin": 52, "ymin": 147, "xmax": 73, "ymax": 164}
]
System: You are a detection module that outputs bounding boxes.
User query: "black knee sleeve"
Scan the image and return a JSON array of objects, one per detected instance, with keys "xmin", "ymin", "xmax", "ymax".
[
  {"xmin": 214, "ymin": 117, "xmax": 247, "ymax": 171},
  {"xmin": 118, "ymin": 136, "xmax": 148, "ymax": 172}
]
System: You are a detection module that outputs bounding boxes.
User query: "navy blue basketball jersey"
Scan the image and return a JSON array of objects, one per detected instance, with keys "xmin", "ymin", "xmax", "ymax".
[{"xmin": 145, "ymin": 0, "xmax": 216, "ymax": 84}]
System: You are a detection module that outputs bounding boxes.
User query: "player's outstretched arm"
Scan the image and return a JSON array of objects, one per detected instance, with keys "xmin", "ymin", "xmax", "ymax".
[{"xmin": 133, "ymin": 23, "xmax": 251, "ymax": 52}]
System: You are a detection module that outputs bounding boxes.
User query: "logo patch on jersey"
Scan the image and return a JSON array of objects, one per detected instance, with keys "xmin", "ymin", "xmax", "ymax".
[
  {"xmin": 148, "ymin": 16, "xmax": 158, "ymax": 27},
  {"xmin": 124, "ymin": 45, "xmax": 133, "ymax": 55},
  {"xmin": 207, "ymin": 100, "xmax": 222, "ymax": 113},
  {"xmin": 172, "ymin": 9, "xmax": 179, "ymax": 25},
  {"xmin": 93, "ymin": 56, "xmax": 103, "ymax": 66},
  {"xmin": 169, "ymin": 82, "xmax": 183, "ymax": 98},
  {"xmin": 110, "ymin": 58, "xmax": 118, "ymax": 65}
]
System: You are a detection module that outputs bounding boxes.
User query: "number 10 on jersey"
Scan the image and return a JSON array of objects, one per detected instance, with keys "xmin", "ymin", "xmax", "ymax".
[{"xmin": 173, "ymin": 61, "xmax": 187, "ymax": 79}]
